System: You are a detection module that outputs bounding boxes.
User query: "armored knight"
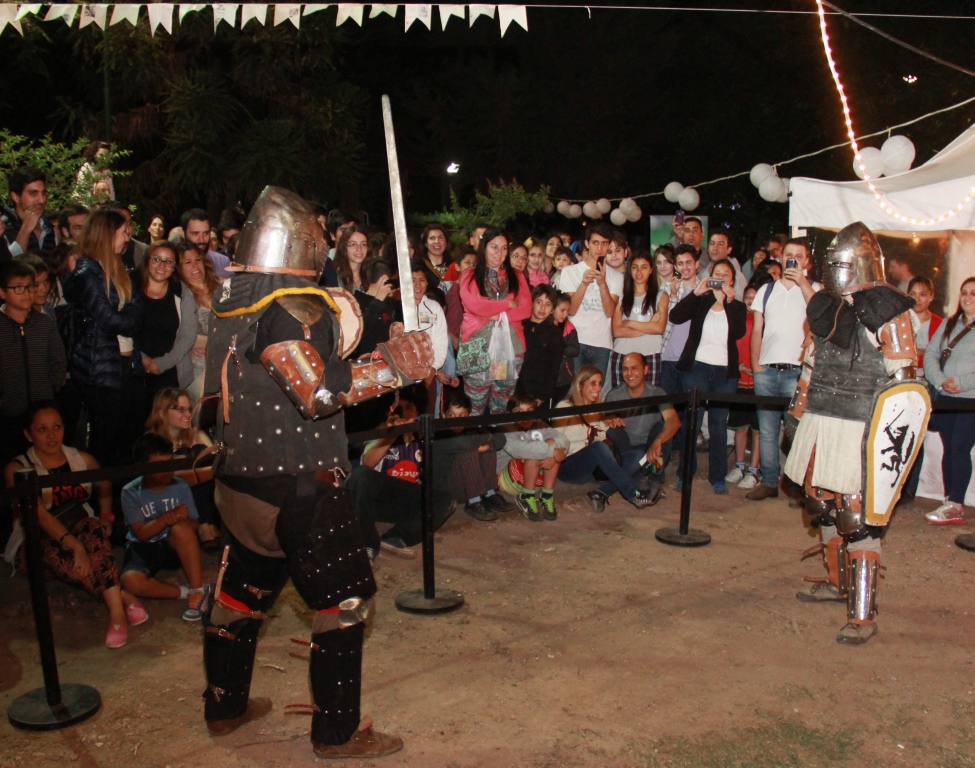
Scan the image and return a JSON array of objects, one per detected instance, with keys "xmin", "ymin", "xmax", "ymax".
[
  {"xmin": 783, "ymin": 222, "xmax": 930, "ymax": 646},
  {"xmin": 200, "ymin": 187, "xmax": 432, "ymax": 758}
]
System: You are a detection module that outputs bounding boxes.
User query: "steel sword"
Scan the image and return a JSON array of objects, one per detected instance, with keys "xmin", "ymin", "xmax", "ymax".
[{"xmin": 381, "ymin": 94, "xmax": 419, "ymax": 333}]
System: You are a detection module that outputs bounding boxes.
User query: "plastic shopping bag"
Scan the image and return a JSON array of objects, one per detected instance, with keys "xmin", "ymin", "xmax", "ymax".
[{"xmin": 488, "ymin": 312, "xmax": 517, "ymax": 381}]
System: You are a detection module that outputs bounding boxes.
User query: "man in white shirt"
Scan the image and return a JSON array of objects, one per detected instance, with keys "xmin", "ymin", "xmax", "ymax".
[
  {"xmin": 558, "ymin": 223, "xmax": 623, "ymax": 379},
  {"xmin": 707, "ymin": 229, "xmax": 747, "ymax": 300},
  {"xmin": 747, "ymin": 237, "xmax": 820, "ymax": 501}
]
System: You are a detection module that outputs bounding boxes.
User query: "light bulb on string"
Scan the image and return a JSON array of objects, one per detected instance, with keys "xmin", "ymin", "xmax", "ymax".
[{"xmin": 815, "ymin": 0, "xmax": 975, "ymax": 227}]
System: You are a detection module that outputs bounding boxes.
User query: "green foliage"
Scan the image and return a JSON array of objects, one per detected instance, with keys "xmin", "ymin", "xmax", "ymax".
[
  {"xmin": 0, "ymin": 130, "xmax": 130, "ymax": 212},
  {"xmin": 412, "ymin": 180, "xmax": 551, "ymax": 243}
]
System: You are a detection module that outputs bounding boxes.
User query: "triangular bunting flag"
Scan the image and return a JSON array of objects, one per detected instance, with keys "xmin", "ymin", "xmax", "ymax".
[
  {"xmin": 468, "ymin": 4, "xmax": 495, "ymax": 26},
  {"xmin": 179, "ymin": 4, "xmax": 206, "ymax": 22},
  {"xmin": 302, "ymin": 4, "xmax": 331, "ymax": 15},
  {"xmin": 147, "ymin": 3, "xmax": 175, "ymax": 34},
  {"xmin": 498, "ymin": 5, "xmax": 526, "ymax": 35},
  {"xmin": 369, "ymin": 4, "xmax": 397, "ymax": 18},
  {"xmin": 79, "ymin": 4, "xmax": 107, "ymax": 29},
  {"xmin": 15, "ymin": 4, "xmax": 42, "ymax": 20},
  {"xmin": 240, "ymin": 3, "xmax": 267, "ymax": 26},
  {"xmin": 274, "ymin": 3, "xmax": 301, "ymax": 27},
  {"xmin": 335, "ymin": 4, "xmax": 363, "ymax": 25},
  {"xmin": 212, "ymin": 3, "xmax": 239, "ymax": 30},
  {"xmin": 0, "ymin": 4, "xmax": 24, "ymax": 34},
  {"xmin": 44, "ymin": 4, "xmax": 78, "ymax": 25},
  {"xmin": 438, "ymin": 4, "xmax": 464, "ymax": 27},
  {"xmin": 110, "ymin": 4, "xmax": 142, "ymax": 27},
  {"xmin": 404, "ymin": 4, "xmax": 431, "ymax": 30}
]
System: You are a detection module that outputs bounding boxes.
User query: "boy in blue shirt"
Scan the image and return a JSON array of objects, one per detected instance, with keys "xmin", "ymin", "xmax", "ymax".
[{"xmin": 120, "ymin": 433, "xmax": 208, "ymax": 621}]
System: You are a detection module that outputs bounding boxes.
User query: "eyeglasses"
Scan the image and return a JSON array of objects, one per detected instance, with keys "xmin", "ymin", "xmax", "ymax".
[
  {"xmin": 150, "ymin": 256, "xmax": 176, "ymax": 267},
  {"xmin": 168, "ymin": 406, "xmax": 192, "ymax": 414},
  {"xmin": 346, "ymin": 242, "xmax": 368, "ymax": 251},
  {"xmin": 3, "ymin": 283, "xmax": 38, "ymax": 294}
]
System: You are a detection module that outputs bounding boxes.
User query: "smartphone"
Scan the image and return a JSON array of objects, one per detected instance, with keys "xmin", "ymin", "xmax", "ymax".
[
  {"xmin": 675, "ymin": 209, "xmax": 685, "ymax": 225},
  {"xmin": 387, "ymin": 278, "xmax": 400, "ymax": 289},
  {"xmin": 786, "ymin": 257, "xmax": 798, "ymax": 270},
  {"xmin": 596, "ymin": 256, "xmax": 605, "ymax": 269},
  {"xmin": 706, "ymin": 278, "xmax": 724, "ymax": 289}
]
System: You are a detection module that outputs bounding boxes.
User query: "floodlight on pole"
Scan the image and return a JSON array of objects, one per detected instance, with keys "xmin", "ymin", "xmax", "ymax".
[{"xmin": 446, "ymin": 162, "xmax": 460, "ymax": 174}]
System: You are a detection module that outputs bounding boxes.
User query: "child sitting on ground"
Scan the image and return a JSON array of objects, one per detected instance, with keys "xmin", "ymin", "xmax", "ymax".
[
  {"xmin": 497, "ymin": 392, "xmax": 569, "ymax": 522},
  {"xmin": 516, "ymin": 284, "xmax": 566, "ymax": 406},
  {"xmin": 438, "ymin": 390, "xmax": 512, "ymax": 522},
  {"xmin": 120, "ymin": 432, "xmax": 208, "ymax": 622}
]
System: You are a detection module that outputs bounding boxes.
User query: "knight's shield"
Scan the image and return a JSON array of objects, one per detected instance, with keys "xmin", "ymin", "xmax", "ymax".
[{"xmin": 862, "ymin": 381, "xmax": 931, "ymax": 526}]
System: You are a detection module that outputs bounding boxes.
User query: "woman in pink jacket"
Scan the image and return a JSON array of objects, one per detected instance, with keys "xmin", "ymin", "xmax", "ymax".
[{"xmin": 459, "ymin": 227, "xmax": 532, "ymax": 415}]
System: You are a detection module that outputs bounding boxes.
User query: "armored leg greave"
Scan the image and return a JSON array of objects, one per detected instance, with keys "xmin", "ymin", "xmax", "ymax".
[
  {"xmin": 309, "ymin": 622, "xmax": 366, "ymax": 746},
  {"xmin": 846, "ymin": 548, "xmax": 880, "ymax": 624}
]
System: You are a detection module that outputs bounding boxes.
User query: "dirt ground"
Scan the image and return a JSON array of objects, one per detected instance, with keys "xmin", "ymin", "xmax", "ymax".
[{"xmin": 2, "ymin": 474, "xmax": 974, "ymax": 768}]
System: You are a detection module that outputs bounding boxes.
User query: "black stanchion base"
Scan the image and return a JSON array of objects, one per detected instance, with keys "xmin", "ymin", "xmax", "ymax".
[
  {"xmin": 394, "ymin": 589, "xmax": 465, "ymax": 615},
  {"xmin": 8, "ymin": 684, "xmax": 101, "ymax": 731},
  {"xmin": 655, "ymin": 526, "xmax": 712, "ymax": 548},
  {"xmin": 956, "ymin": 533, "xmax": 975, "ymax": 552}
]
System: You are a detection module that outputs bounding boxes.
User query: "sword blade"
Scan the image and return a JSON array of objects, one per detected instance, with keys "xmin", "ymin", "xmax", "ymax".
[{"xmin": 381, "ymin": 95, "xmax": 419, "ymax": 333}]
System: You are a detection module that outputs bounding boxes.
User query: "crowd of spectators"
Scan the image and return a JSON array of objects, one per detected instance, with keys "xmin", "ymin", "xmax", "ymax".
[{"xmin": 2, "ymin": 163, "xmax": 972, "ymax": 649}]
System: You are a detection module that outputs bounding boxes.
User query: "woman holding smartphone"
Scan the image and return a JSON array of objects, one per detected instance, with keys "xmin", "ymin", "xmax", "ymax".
[{"xmin": 668, "ymin": 259, "xmax": 747, "ymax": 494}]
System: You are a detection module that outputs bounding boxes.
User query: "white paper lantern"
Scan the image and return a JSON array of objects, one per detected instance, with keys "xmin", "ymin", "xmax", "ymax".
[
  {"xmin": 664, "ymin": 182, "xmax": 684, "ymax": 203},
  {"xmin": 759, "ymin": 175, "xmax": 785, "ymax": 202},
  {"xmin": 881, "ymin": 135, "xmax": 916, "ymax": 174},
  {"xmin": 543, "ymin": 201, "xmax": 555, "ymax": 214},
  {"xmin": 583, "ymin": 201, "xmax": 601, "ymax": 219},
  {"xmin": 853, "ymin": 146, "xmax": 885, "ymax": 180},
  {"xmin": 619, "ymin": 198, "xmax": 637, "ymax": 215},
  {"xmin": 609, "ymin": 208, "xmax": 627, "ymax": 226},
  {"xmin": 749, "ymin": 163, "xmax": 775, "ymax": 189},
  {"xmin": 624, "ymin": 204, "xmax": 642, "ymax": 222},
  {"xmin": 678, "ymin": 187, "xmax": 700, "ymax": 211},
  {"xmin": 568, "ymin": 203, "xmax": 583, "ymax": 219},
  {"xmin": 596, "ymin": 198, "xmax": 612, "ymax": 215},
  {"xmin": 556, "ymin": 200, "xmax": 571, "ymax": 216}
]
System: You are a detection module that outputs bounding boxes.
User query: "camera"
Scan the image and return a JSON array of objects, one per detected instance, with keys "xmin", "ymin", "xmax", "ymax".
[
  {"xmin": 786, "ymin": 257, "xmax": 798, "ymax": 270},
  {"xmin": 706, "ymin": 278, "xmax": 724, "ymax": 289}
]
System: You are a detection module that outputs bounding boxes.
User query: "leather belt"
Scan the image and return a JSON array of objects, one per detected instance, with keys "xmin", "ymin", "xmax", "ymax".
[
  {"xmin": 766, "ymin": 363, "xmax": 800, "ymax": 370},
  {"xmin": 314, "ymin": 468, "xmax": 345, "ymax": 486}
]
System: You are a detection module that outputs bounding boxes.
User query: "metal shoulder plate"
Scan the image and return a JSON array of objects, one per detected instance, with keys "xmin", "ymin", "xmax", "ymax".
[
  {"xmin": 275, "ymin": 294, "xmax": 328, "ymax": 327},
  {"xmin": 878, "ymin": 311, "xmax": 917, "ymax": 362}
]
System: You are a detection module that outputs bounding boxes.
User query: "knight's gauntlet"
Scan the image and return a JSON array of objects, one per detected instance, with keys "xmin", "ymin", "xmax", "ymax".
[{"xmin": 260, "ymin": 340, "xmax": 342, "ymax": 419}]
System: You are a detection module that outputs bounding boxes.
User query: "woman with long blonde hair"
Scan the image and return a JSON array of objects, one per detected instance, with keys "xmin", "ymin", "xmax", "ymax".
[
  {"xmin": 177, "ymin": 242, "xmax": 221, "ymax": 401},
  {"xmin": 145, "ymin": 387, "xmax": 220, "ymax": 552},
  {"xmin": 63, "ymin": 207, "xmax": 144, "ymax": 467}
]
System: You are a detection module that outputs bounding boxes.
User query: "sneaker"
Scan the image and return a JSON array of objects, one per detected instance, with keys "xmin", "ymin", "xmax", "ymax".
[
  {"xmin": 796, "ymin": 580, "xmax": 845, "ymax": 603},
  {"xmin": 483, "ymin": 492, "xmax": 515, "ymax": 515},
  {"xmin": 105, "ymin": 623, "xmax": 128, "ymax": 649},
  {"xmin": 587, "ymin": 490, "xmax": 608, "ymax": 513},
  {"xmin": 713, "ymin": 481, "xmax": 729, "ymax": 495},
  {"xmin": 925, "ymin": 501, "xmax": 965, "ymax": 525},
  {"xmin": 737, "ymin": 472, "xmax": 760, "ymax": 490},
  {"xmin": 515, "ymin": 493, "xmax": 543, "ymax": 523},
  {"xmin": 464, "ymin": 501, "xmax": 498, "ymax": 521},
  {"xmin": 183, "ymin": 584, "xmax": 211, "ymax": 622},
  {"xmin": 630, "ymin": 489, "xmax": 656, "ymax": 509},
  {"xmin": 125, "ymin": 600, "xmax": 149, "ymax": 626},
  {"xmin": 725, "ymin": 466, "xmax": 745, "ymax": 484},
  {"xmin": 379, "ymin": 536, "xmax": 417, "ymax": 559},
  {"xmin": 540, "ymin": 494, "xmax": 558, "ymax": 521},
  {"xmin": 312, "ymin": 717, "xmax": 404, "ymax": 760},
  {"xmin": 673, "ymin": 479, "xmax": 683, "ymax": 493}
]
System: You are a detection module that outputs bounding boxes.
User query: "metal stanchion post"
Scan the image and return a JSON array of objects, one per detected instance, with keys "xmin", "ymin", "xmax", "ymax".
[
  {"xmin": 655, "ymin": 388, "xmax": 711, "ymax": 547},
  {"xmin": 395, "ymin": 413, "xmax": 465, "ymax": 615},
  {"xmin": 7, "ymin": 467, "xmax": 101, "ymax": 730},
  {"xmin": 956, "ymin": 534, "xmax": 975, "ymax": 552}
]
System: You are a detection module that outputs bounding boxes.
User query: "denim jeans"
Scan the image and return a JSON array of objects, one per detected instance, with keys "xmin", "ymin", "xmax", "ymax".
[
  {"xmin": 680, "ymin": 362, "xmax": 738, "ymax": 485},
  {"xmin": 607, "ymin": 422, "xmax": 667, "ymax": 486},
  {"xmin": 573, "ymin": 344, "xmax": 611, "ymax": 381},
  {"xmin": 934, "ymin": 395, "xmax": 975, "ymax": 504},
  {"xmin": 560, "ymin": 441, "xmax": 638, "ymax": 501},
  {"xmin": 753, "ymin": 366, "xmax": 800, "ymax": 489},
  {"xmin": 660, "ymin": 360, "xmax": 684, "ymax": 465}
]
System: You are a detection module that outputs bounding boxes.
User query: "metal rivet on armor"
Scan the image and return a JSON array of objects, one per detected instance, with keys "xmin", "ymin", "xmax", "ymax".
[
  {"xmin": 257, "ymin": 438, "xmax": 262, "ymax": 444},
  {"xmin": 275, "ymin": 428, "xmax": 282, "ymax": 435},
  {"xmin": 299, "ymin": 464, "xmax": 305, "ymax": 470},
  {"xmin": 333, "ymin": 457, "xmax": 339, "ymax": 463},
  {"xmin": 318, "ymin": 460, "xmax": 324, "ymax": 466},
  {"xmin": 314, "ymin": 432, "xmax": 320, "ymax": 439},
  {"xmin": 256, "ymin": 401, "xmax": 260, "ymax": 406},
  {"xmin": 278, "ymin": 466, "xmax": 283, "ymax": 472},
  {"xmin": 275, "ymin": 404, "xmax": 281, "ymax": 411},
  {"xmin": 297, "ymin": 426, "xmax": 302, "ymax": 433},
  {"xmin": 258, "ymin": 466, "xmax": 264, "ymax": 472}
]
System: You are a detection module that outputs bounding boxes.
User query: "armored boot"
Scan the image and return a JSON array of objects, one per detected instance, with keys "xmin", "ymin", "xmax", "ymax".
[
  {"xmin": 203, "ymin": 610, "xmax": 266, "ymax": 729},
  {"xmin": 308, "ymin": 604, "xmax": 403, "ymax": 759},
  {"xmin": 836, "ymin": 549, "xmax": 880, "ymax": 645},
  {"xmin": 797, "ymin": 523, "xmax": 848, "ymax": 603}
]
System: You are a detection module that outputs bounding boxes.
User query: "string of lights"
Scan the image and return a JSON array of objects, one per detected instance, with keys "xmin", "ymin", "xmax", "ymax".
[
  {"xmin": 552, "ymin": 91, "xmax": 975, "ymax": 203},
  {"xmin": 815, "ymin": 0, "xmax": 975, "ymax": 227},
  {"xmin": 525, "ymin": 5, "xmax": 975, "ymax": 21}
]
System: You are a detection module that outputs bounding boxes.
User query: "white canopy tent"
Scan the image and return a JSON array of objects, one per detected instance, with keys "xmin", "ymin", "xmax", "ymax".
[{"xmin": 789, "ymin": 125, "xmax": 975, "ymax": 506}]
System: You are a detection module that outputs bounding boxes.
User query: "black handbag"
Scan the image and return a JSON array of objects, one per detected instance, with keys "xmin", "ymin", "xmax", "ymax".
[{"xmin": 51, "ymin": 500, "xmax": 90, "ymax": 533}]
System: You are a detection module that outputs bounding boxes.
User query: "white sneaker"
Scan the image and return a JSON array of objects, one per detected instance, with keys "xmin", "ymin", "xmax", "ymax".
[
  {"xmin": 725, "ymin": 466, "xmax": 745, "ymax": 484},
  {"xmin": 738, "ymin": 472, "xmax": 760, "ymax": 490}
]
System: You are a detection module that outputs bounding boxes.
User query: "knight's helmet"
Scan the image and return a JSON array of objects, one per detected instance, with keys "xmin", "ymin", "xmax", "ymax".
[
  {"xmin": 231, "ymin": 186, "xmax": 327, "ymax": 277},
  {"xmin": 823, "ymin": 221, "xmax": 886, "ymax": 296}
]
